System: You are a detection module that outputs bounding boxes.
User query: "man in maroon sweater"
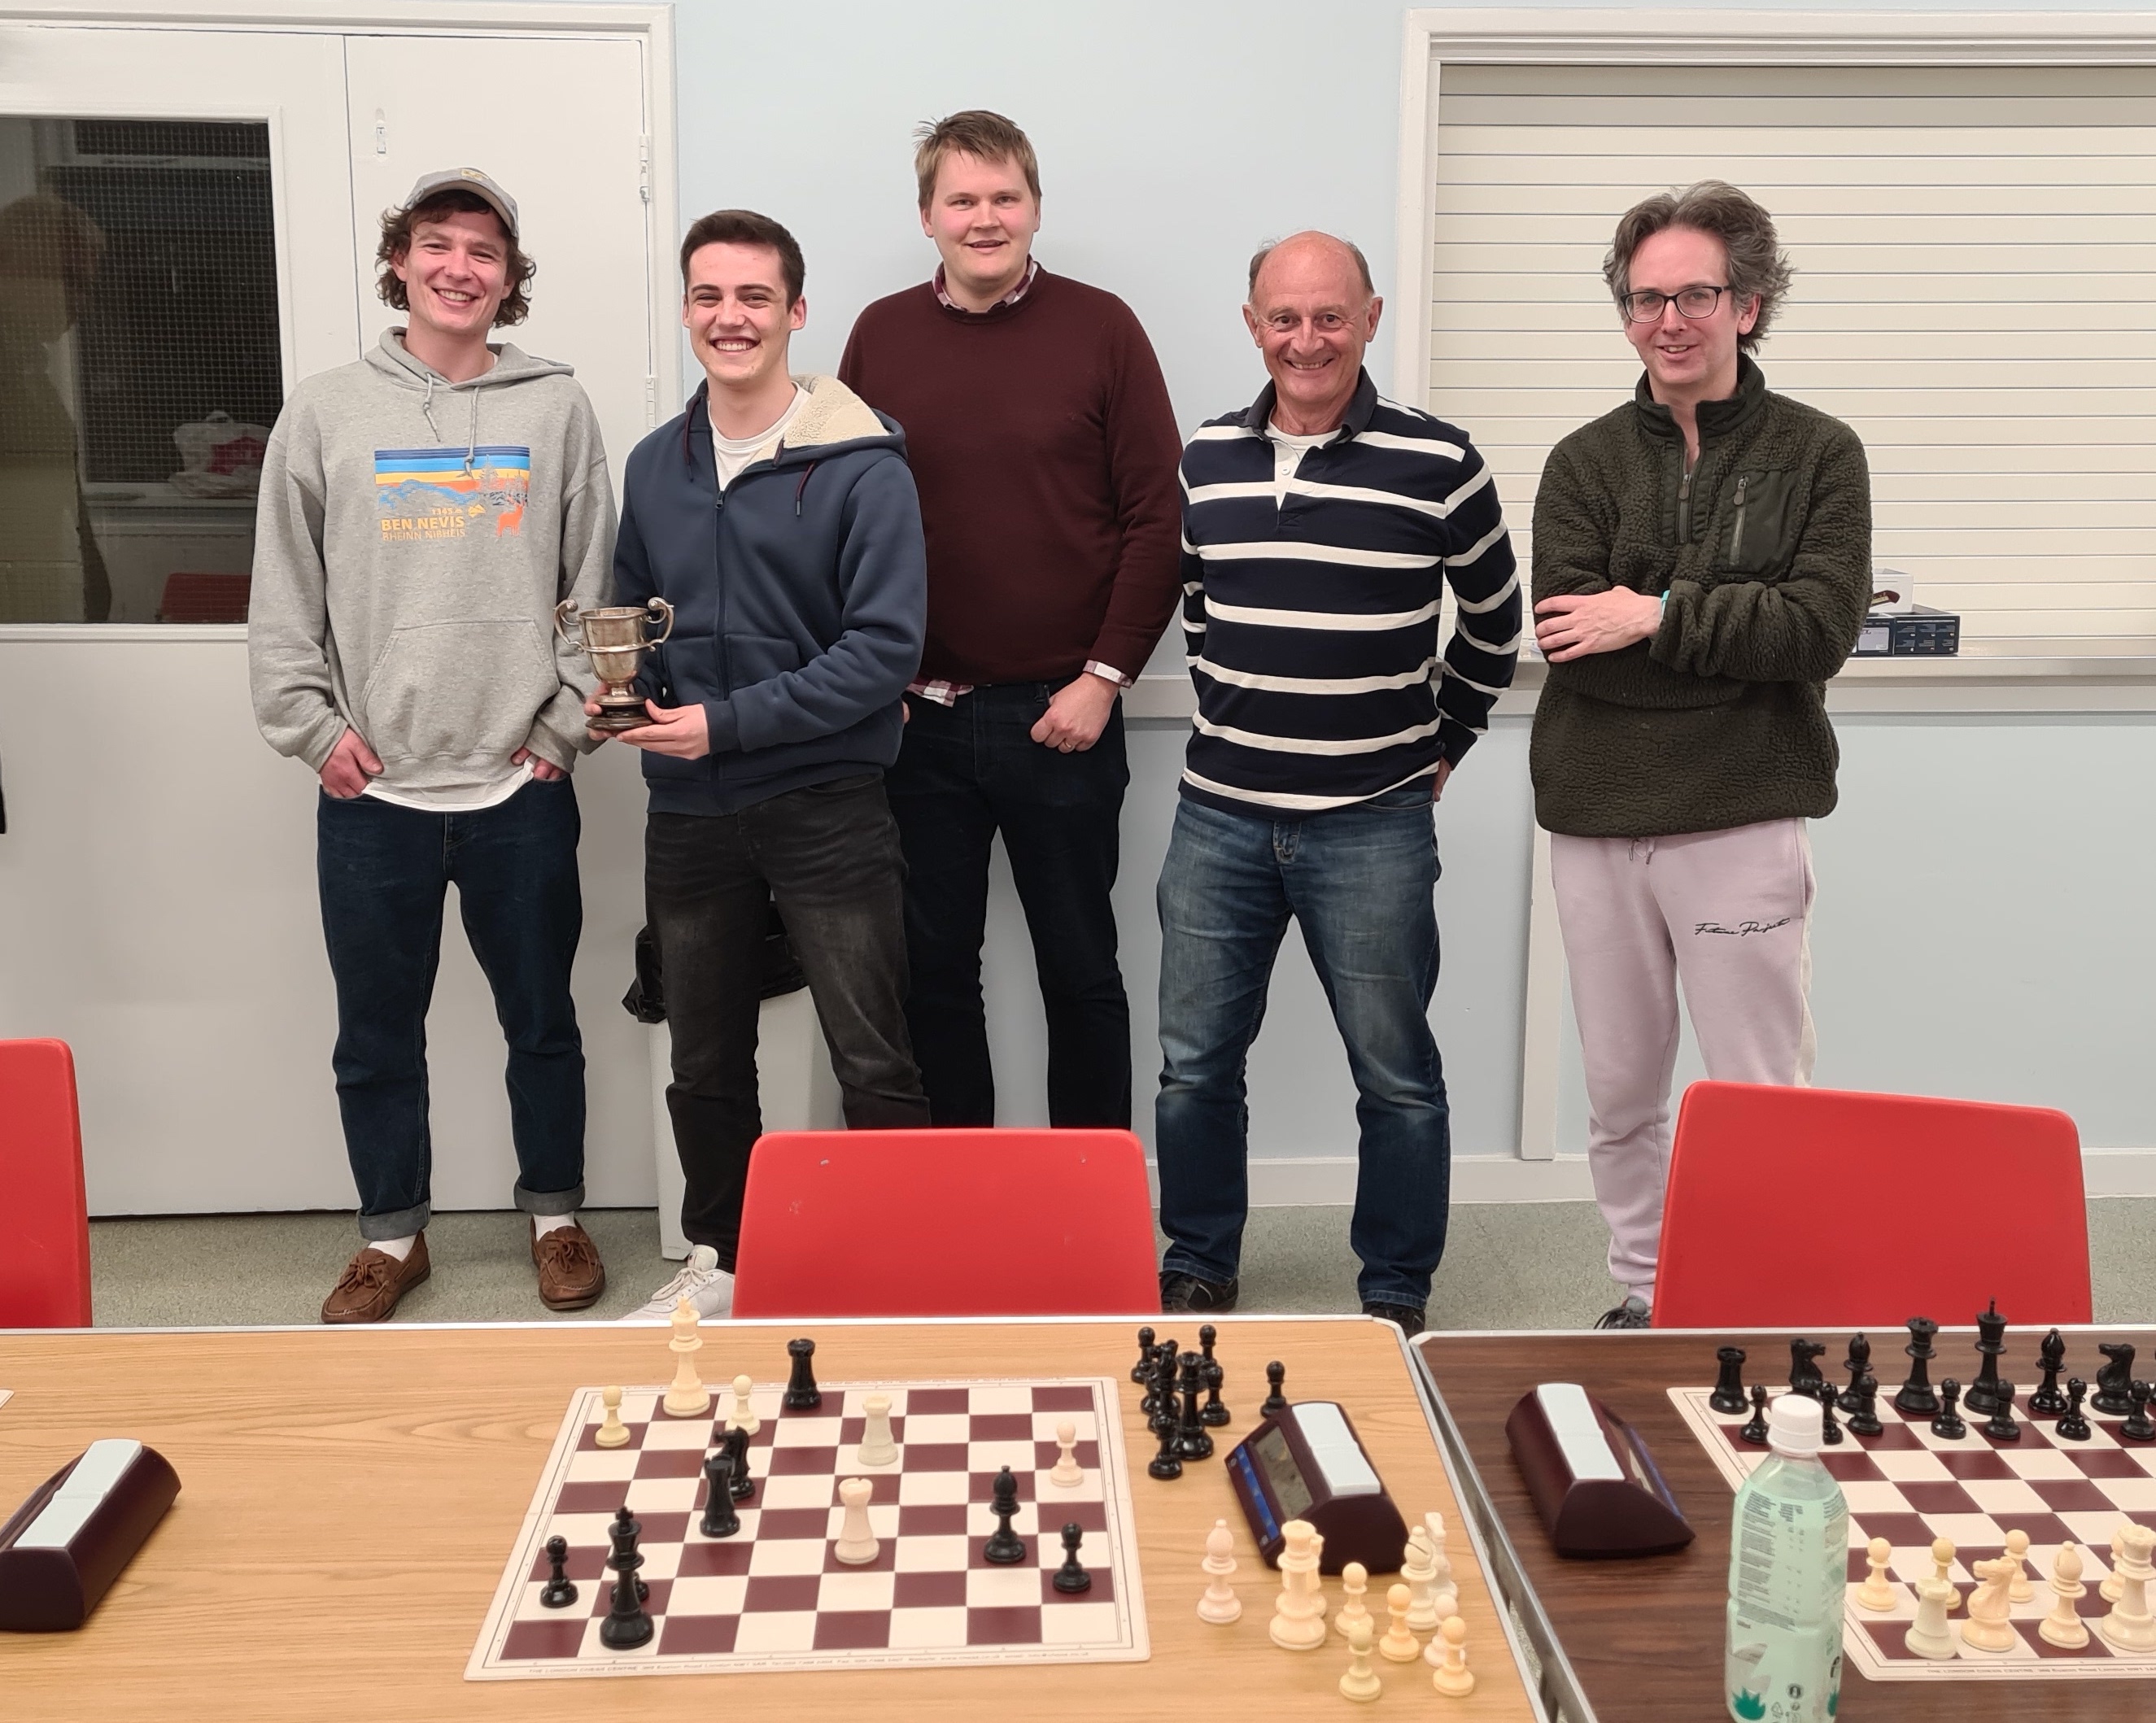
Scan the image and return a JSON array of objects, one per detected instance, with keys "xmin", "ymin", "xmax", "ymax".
[{"xmin": 838, "ymin": 110, "xmax": 1183, "ymax": 1130}]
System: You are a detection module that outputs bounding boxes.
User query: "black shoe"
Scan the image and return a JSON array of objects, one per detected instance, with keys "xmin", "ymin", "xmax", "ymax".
[
  {"xmin": 1594, "ymin": 1296, "xmax": 1652, "ymax": 1330},
  {"xmin": 1159, "ymin": 1271, "xmax": 1239, "ymax": 1315},
  {"xmin": 1364, "ymin": 1302, "xmax": 1425, "ymax": 1337}
]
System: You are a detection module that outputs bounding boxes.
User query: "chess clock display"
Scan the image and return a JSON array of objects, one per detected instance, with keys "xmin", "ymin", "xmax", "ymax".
[
  {"xmin": 1506, "ymin": 1382, "xmax": 1693, "ymax": 1558},
  {"xmin": 1226, "ymin": 1401, "xmax": 1408, "ymax": 1575}
]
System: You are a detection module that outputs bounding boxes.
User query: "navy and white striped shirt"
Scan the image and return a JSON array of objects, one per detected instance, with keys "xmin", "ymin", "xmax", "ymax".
[{"xmin": 1176, "ymin": 370, "xmax": 1520, "ymax": 817}]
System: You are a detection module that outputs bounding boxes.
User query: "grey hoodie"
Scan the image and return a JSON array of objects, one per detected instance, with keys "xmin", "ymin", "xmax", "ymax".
[{"xmin": 248, "ymin": 329, "xmax": 615, "ymax": 801}]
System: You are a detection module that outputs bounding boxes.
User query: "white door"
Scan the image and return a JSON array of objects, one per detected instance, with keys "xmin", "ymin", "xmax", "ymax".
[{"xmin": 0, "ymin": 23, "xmax": 662, "ymax": 1218}]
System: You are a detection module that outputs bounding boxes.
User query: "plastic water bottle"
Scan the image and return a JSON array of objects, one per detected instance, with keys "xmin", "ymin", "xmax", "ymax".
[{"xmin": 1724, "ymin": 1392, "xmax": 1848, "ymax": 1723}]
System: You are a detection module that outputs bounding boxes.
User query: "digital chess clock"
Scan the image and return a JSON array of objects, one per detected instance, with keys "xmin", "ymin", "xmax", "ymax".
[{"xmin": 1227, "ymin": 1402, "xmax": 1408, "ymax": 1576}]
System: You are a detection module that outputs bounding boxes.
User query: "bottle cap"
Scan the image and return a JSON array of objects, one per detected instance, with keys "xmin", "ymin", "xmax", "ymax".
[{"xmin": 1767, "ymin": 1391, "xmax": 1823, "ymax": 1457}]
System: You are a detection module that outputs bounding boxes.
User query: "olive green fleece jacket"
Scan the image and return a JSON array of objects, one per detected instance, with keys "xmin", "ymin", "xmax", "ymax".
[{"xmin": 1528, "ymin": 356, "xmax": 1872, "ymax": 839}]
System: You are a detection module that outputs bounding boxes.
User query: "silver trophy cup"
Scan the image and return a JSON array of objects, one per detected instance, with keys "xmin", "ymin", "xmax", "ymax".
[{"xmin": 555, "ymin": 597, "xmax": 675, "ymax": 733}]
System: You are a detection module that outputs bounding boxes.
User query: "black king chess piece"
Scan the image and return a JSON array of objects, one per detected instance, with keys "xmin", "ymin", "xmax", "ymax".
[
  {"xmin": 2056, "ymin": 1376, "xmax": 2093, "ymax": 1442},
  {"xmin": 2123, "ymin": 1381, "xmax": 2156, "ymax": 1445},
  {"xmin": 1848, "ymin": 1373, "xmax": 1883, "ymax": 1437},
  {"xmin": 1895, "ymin": 1316, "xmax": 1941, "ymax": 1416},
  {"xmin": 1980, "ymin": 1381, "xmax": 2022, "ymax": 1444},
  {"xmin": 1174, "ymin": 1350, "xmax": 1214, "ymax": 1461},
  {"xmin": 700, "ymin": 1447, "xmax": 741, "ymax": 1538},
  {"xmin": 1131, "ymin": 1326, "xmax": 1156, "ymax": 1385},
  {"xmin": 1931, "ymin": 1377, "xmax": 1967, "ymax": 1440},
  {"xmin": 2028, "ymin": 1328, "xmax": 2070, "ymax": 1416},
  {"xmin": 1052, "ymin": 1522, "xmax": 1093, "ymax": 1594},
  {"xmin": 599, "ymin": 1505, "xmax": 654, "ymax": 1650},
  {"xmin": 1839, "ymin": 1334, "xmax": 1872, "ymax": 1413},
  {"xmin": 1963, "ymin": 1300, "xmax": 2013, "ymax": 1417},
  {"xmin": 539, "ymin": 1533, "xmax": 578, "ymax": 1609},
  {"xmin": 784, "ymin": 1337, "xmax": 823, "ymax": 1411},
  {"xmin": 1789, "ymin": 1338, "xmax": 1826, "ymax": 1394},
  {"xmin": 1739, "ymin": 1383, "xmax": 1771, "ymax": 1446},
  {"xmin": 1710, "ymin": 1347, "xmax": 1748, "ymax": 1415},
  {"xmin": 2093, "ymin": 1342, "xmax": 2138, "ymax": 1417},
  {"xmin": 1261, "ymin": 1361, "xmax": 1288, "ymax": 1418},
  {"xmin": 983, "ymin": 1465, "xmax": 1028, "ymax": 1563}
]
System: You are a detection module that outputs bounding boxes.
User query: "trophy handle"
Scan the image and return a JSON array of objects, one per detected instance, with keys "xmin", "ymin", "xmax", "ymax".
[
  {"xmin": 553, "ymin": 598, "xmax": 579, "ymax": 644},
  {"xmin": 645, "ymin": 596, "xmax": 675, "ymax": 644}
]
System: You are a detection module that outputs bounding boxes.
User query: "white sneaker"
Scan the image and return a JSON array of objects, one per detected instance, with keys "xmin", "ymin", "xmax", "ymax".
[{"xmin": 622, "ymin": 1245, "xmax": 734, "ymax": 1322}]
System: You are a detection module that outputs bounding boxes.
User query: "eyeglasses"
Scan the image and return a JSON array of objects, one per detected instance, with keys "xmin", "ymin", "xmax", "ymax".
[{"xmin": 1620, "ymin": 285, "xmax": 1732, "ymax": 324}]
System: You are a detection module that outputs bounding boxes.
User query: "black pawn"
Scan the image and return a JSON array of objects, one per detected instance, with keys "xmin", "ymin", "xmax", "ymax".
[
  {"xmin": 983, "ymin": 1465, "xmax": 1028, "ymax": 1563},
  {"xmin": 2093, "ymin": 1342, "xmax": 2137, "ymax": 1416},
  {"xmin": 1201, "ymin": 1357, "xmax": 1231, "ymax": 1428},
  {"xmin": 1789, "ymin": 1337, "xmax": 1826, "ymax": 1393},
  {"xmin": 2028, "ymin": 1328, "xmax": 2069, "ymax": 1416},
  {"xmin": 784, "ymin": 1337, "xmax": 822, "ymax": 1410},
  {"xmin": 1931, "ymin": 1376, "xmax": 1966, "ymax": 1440},
  {"xmin": 539, "ymin": 1533, "xmax": 578, "ymax": 1608},
  {"xmin": 1261, "ymin": 1361, "xmax": 1288, "ymax": 1418},
  {"xmin": 1838, "ymin": 1334, "xmax": 1871, "ymax": 1413},
  {"xmin": 725, "ymin": 1424, "xmax": 755, "ymax": 1502},
  {"xmin": 1052, "ymin": 1521, "xmax": 1093, "ymax": 1594},
  {"xmin": 2123, "ymin": 1381, "xmax": 2156, "ymax": 1444},
  {"xmin": 1739, "ymin": 1383, "xmax": 1770, "ymax": 1445},
  {"xmin": 700, "ymin": 1447, "xmax": 741, "ymax": 1538},
  {"xmin": 1895, "ymin": 1316, "xmax": 1940, "ymax": 1416},
  {"xmin": 1131, "ymin": 1326, "xmax": 1157, "ymax": 1385},
  {"xmin": 2056, "ymin": 1376, "xmax": 2093, "ymax": 1442},
  {"xmin": 1813, "ymin": 1380, "xmax": 1844, "ymax": 1445},
  {"xmin": 1148, "ymin": 1415, "xmax": 1185, "ymax": 1481},
  {"xmin": 1848, "ymin": 1372, "xmax": 1883, "ymax": 1438},
  {"xmin": 1198, "ymin": 1322, "xmax": 1219, "ymax": 1371},
  {"xmin": 1981, "ymin": 1381, "xmax": 2021, "ymax": 1443},
  {"xmin": 1710, "ymin": 1346, "xmax": 1748, "ymax": 1415},
  {"xmin": 599, "ymin": 1506, "xmax": 653, "ymax": 1650}
]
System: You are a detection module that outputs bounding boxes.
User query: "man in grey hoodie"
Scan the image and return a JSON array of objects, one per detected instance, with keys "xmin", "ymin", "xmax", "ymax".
[{"xmin": 249, "ymin": 170, "xmax": 614, "ymax": 1323}]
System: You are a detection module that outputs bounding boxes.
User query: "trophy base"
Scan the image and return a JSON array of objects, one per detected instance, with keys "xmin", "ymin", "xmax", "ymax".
[{"xmin": 589, "ymin": 696, "xmax": 654, "ymax": 734}]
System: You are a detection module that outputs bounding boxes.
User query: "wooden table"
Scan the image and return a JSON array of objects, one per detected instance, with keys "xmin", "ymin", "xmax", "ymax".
[
  {"xmin": 0, "ymin": 1315, "xmax": 1542, "ymax": 1720},
  {"xmin": 1415, "ymin": 1325, "xmax": 2156, "ymax": 1723}
]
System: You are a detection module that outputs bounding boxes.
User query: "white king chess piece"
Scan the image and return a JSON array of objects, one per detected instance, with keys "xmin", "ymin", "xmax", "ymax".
[{"xmin": 663, "ymin": 1297, "xmax": 709, "ymax": 1417}]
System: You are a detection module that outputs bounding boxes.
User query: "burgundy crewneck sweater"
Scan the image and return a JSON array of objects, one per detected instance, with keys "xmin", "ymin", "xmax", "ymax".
[{"xmin": 838, "ymin": 267, "xmax": 1183, "ymax": 686}]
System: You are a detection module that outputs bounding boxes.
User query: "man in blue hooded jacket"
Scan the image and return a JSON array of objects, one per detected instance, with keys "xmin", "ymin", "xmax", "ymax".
[{"xmin": 603, "ymin": 210, "xmax": 931, "ymax": 1319}]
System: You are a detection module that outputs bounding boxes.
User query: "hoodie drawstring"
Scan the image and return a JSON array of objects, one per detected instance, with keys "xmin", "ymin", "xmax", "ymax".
[
  {"xmin": 794, "ymin": 462, "xmax": 818, "ymax": 517},
  {"xmin": 420, "ymin": 373, "xmax": 443, "ymax": 444},
  {"xmin": 465, "ymin": 387, "xmax": 479, "ymax": 472}
]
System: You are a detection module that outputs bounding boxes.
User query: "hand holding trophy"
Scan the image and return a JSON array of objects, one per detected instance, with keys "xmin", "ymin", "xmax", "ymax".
[{"xmin": 556, "ymin": 597, "xmax": 675, "ymax": 734}]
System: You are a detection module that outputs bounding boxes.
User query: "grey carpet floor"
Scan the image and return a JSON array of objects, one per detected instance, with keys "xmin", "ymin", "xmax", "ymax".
[{"xmin": 85, "ymin": 1198, "xmax": 2156, "ymax": 1330}]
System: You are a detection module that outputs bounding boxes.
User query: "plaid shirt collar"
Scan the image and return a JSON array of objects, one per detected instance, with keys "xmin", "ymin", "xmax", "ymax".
[{"xmin": 932, "ymin": 255, "xmax": 1040, "ymax": 313}]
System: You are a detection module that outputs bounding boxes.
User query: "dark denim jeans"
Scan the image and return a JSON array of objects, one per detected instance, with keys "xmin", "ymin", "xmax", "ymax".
[
  {"xmin": 1153, "ymin": 788, "xmax": 1450, "ymax": 1308},
  {"xmin": 647, "ymin": 773, "xmax": 930, "ymax": 1269},
  {"xmin": 884, "ymin": 684, "xmax": 1132, "ymax": 1128},
  {"xmin": 316, "ymin": 779, "xmax": 587, "ymax": 1241}
]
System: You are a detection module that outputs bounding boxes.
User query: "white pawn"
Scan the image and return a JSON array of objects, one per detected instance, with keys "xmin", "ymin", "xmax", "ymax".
[
  {"xmin": 2040, "ymin": 1542, "xmax": 2089, "ymax": 1650},
  {"xmin": 663, "ymin": 1296, "xmax": 709, "ymax": 1416},
  {"xmin": 594, "ymin": 1385, "xmax": 631, "ymax": 1448},
  {"xmin": 1429, "ymin": 1615, "xmax": 1474, "ymax": 1698},
  {"xmin": 1333, "ymin": 1561, "xmax": 1372, "ymax": 1642},
  {"xmin": 1927, "ymin": 1534, "xmax": 1962, "ymax": 1612},
  {"xmin": 1198, "ymin": 1519, "xmax": 1242, "ymax": 1624},
  {"xmin": 726, "ymin": 1373, "xmax": 759, "ymax": 1436},
  {"xmin": 1268, "ymin": 1520, "xmax": 1328, "ymax": 1650},
  {"xmin": 1378, "ymin": 1582, "xmax": 1420, "ymax": 1663},
  {"xmin": 2004, "ymin": 1527, "xmax": 2035, "ymax": 1604},
  {"xmin": 857, "ymin": 1394, "xmax": 898, "ymax": 1468},
  {"xmin": 1050, "ymin": 1418, "xmax": 1083, "ymax": 1488},
  {"xmin": 2099, "ymin": 1521, "xmax": 2156, "ymax": 1652},
  {"xmin": 1338, "ymin": 1616, "xmax": 1382, "ymax": 1703},
  {"xmin": 832, "ymin": 1476, "xmax": 879, "ymax": 1565},
  {"xmin": 1855, "ymin": 1537, "xmax": 1899, "ymax": 1612}
]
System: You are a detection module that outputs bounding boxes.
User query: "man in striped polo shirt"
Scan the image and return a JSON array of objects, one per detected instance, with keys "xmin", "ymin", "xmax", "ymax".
[{"xmin": 1154, "ymin": 231, "xmax": 1518, "ymax": 1336}]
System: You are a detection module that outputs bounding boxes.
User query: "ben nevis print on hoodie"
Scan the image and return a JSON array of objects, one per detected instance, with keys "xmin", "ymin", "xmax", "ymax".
[{"xmin": 374, "ymin": 445, "xmax": 532, "ymax": 541}]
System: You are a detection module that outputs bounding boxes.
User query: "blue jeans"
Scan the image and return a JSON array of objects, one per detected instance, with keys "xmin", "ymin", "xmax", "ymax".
[
  {"xmin": 316, "ymin": 779, "xmax": 587, "ymax": 1240},
  {"xmin": 1154, "ymin": 789, "xmax": 1450, "ymax": 1308}
]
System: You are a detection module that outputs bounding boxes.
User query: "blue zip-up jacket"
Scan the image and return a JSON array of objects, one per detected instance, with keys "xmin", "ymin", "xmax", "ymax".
[{"xmin": 613, "ymin": 373, "xmax": 927, "ymax": 815}]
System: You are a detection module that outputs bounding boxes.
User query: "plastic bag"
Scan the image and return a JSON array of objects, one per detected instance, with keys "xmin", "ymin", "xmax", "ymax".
[{"xmin": 168, "ymin": 412, "xmax": 271, "ymax": 498}]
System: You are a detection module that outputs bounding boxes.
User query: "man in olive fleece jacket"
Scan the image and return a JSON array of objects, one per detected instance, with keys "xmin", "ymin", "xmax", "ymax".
[{"xmin": 1528, "ymin": 183, "xmax": 1870, "ymax": 1327}]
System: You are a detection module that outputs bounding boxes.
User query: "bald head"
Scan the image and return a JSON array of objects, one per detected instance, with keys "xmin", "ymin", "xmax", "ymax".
[{"xmin": 1246, "ymin": 230, "xmax": 1374, "ymax": 303}]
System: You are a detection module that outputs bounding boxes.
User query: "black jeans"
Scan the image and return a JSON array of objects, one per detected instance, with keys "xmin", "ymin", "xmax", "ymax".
[
  {"xmin": 885, "ymin": 683, "xmax": 1132, "ymax": 1128},
  {"xmin": 316, "ymin": 778, "xmax": 586, "ymax": 1240},
  {"xmin": 646, "ymin": 773, "xmax": 929, "ymax": 1267}
]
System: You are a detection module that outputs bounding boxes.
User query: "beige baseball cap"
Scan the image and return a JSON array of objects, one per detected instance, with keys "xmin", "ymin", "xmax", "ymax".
[{"xmin": 400, "ymin": 168, "xmax": 519, "ymax": 240}]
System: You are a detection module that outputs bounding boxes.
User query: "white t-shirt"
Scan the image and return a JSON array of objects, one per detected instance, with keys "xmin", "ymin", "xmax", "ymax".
[
  {"xmin": 713, "ymin": 387, "xmax": 804, "ymax": 490},
  {"xmin": 1265, "ymin": 420, "xmax": 1340, "ymax": 503},
  {"xmin": 364, "ymin": 759, "xmax": 534, "ymax": 814}
]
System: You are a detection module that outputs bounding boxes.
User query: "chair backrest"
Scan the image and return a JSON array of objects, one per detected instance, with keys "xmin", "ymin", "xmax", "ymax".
[
  {"xmin": 1652, "ymin": 1080, "xmax": 2089, "ymax": 1330},
  {"xmin": 157, "ymin": 572, "xmax": 251, "ymax": 624},
  {"xmin": 0, "ymin": 1039, "xmax": 93, "ymax": 1327},
  {"xmin": 731, "ymin": 1128, "xmax": 1159, "ymax": 1319}
]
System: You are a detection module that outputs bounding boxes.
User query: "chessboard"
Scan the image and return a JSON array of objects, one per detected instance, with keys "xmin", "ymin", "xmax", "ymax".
[
  {"xmin": 1671, "ymin": 1384, "xmax": 2156, "ymax": 1682},
  {"xmin": 467, "ymin": 1375, "xmax": 1147, "ymax": 1681}
]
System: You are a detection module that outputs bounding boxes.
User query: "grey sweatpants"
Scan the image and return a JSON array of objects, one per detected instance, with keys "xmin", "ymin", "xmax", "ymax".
[{"xmin": 1551, "ymin": 818, "xmax": 1816, "ymax": 1299}]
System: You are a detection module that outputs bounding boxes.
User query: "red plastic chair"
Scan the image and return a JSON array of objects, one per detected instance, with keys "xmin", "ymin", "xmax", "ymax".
[
  {"xmin": 156, "ymin": 572, "xmax": 251, "ymax": 624},
  {"xmin": 731, "ymin": 1128, "xmax": 1159, "ymax": 1318},
  {"xmin": 0, "ymin": 1039, "xmax": 93, "ymax": 1327},
  {"xmin": 1652, "ymin": 1080, "xmax": 2089, "ymax": 1330}
]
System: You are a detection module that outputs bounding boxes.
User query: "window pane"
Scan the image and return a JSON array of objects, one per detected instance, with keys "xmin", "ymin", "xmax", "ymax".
[{"xmin": 0, "ymin": 117, "xmax": 281, "ymax": 624}]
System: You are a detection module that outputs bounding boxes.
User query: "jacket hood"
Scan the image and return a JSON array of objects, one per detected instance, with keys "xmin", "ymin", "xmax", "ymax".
[
  {"xmin": 680, "ymin": 373, "xmax": 903, "ymax": 469},
  {"xmin": 363, "ymin": 329, "xmax": 578, "ymax": 459}
]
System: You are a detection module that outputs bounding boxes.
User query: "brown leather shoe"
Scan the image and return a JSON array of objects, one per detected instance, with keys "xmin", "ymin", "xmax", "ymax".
[
  {"xmin": 531, "ymin": 1219, "xmax": 605, "ymax": 1311},
  {"xmin": 321, "ymin": 1233, "xmax": 430, "ymax": 1324}
]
